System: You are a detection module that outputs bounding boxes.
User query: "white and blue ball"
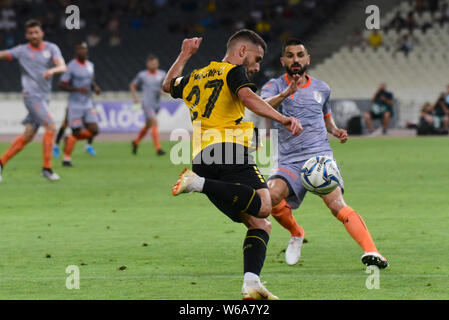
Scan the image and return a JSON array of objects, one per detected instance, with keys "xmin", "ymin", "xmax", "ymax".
[{"xmin": 300, "ymin": 156, "xmax": 342, "ymax": 195}]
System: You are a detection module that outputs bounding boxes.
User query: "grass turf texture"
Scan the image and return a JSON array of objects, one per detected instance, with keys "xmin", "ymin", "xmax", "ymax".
[{"xmin": 0, "ymin": 137, "xmax": 448, "ymax": 299}]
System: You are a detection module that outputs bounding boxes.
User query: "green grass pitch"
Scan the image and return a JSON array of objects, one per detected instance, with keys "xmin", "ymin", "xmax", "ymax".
[{"xmin": 0, "ymin": 137, "xmax": 448, "ymax": 299}]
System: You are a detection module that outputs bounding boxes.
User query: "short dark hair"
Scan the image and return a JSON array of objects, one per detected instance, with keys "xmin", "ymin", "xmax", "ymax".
[
  {"xmin": 227, "ymin": 29, "xmax": 267, "ymax": 53},
  {"xmin": 282, "ymin": 38, "xmax": 306, "ymax": 55},
  {"xmin": 146, "ymin": 54, "xmax": 158, "ymax": 61},
  {"xmin": 25, "ymin": 19, "xmax": 42, "ymax": 30}
]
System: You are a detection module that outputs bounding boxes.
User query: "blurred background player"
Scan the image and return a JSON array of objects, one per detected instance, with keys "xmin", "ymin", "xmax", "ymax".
[
  {"xmin": 130, "ymin": 54, "xmax": 166, "ymax": 156},
  {"xmin": 58, "ymin": 42, "xmax": 101, "ymax": 167},
  {"xmin": 363, "ymin": 83, "xmax": 395, "ymax": 135},
  {"xmin": 0, "ymin": 19, "xmax": 66, "ymax": 182},
  {"xmin": 54, "ymin": 43, "xmax": 100, "ymax": 158},
  {"xmin": 54, "ymin": 113, "xmax": 97, "ymax": 157},
  {"xmin": 261, "ymin": 39, "xmax": 388, "ymax": 269},
  {"xmin": 163, "ymin": 31, "xmax": 301, "ymax": 300}
]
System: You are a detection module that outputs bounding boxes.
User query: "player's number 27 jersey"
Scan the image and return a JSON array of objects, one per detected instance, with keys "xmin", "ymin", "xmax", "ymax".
[{"xmin": 170, "ymin": 61, "xmax": 257, "ymax": 158}]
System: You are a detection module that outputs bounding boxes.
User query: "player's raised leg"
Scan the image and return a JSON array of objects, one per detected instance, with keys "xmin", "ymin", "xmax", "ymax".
[
  {"xmin": 172, "ymin": 168, "xmax": 271, "ymax": 219},
  {"xmin": 322, "ymin": 187, "xmax": 389, "ymax": 268}
]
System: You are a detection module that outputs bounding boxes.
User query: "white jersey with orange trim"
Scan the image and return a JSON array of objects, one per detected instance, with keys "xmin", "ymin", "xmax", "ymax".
[
  {"xmin": 261, "ymin": 73, "xmax": 333, "ymax": 163},
  {"xmin": 131, "ymin": 69, "xmax": 166, "ymax": 110},
  {"xmin": 6, "ymin": 41, "xmax": 64, "ymax": 99},
  {"xmin": 60, "ymin": 59, "xmax": 95, "ymax": 109}
]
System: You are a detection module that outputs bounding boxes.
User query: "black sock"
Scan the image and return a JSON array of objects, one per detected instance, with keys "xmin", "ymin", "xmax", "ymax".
[
  {"xmin": 243, "ymin": 229, "xmax": 269, "ymax": 276},
  {"xmin": 55, "ymin": 127, "xmax": 66, "ymax": 145},
  {"xmin": 202, "ymin": 179, "xmax": 262, "ymax": 217},
  {"xmin": 87, "ymin": 138, "xmax": 94, "ymax": 145}
]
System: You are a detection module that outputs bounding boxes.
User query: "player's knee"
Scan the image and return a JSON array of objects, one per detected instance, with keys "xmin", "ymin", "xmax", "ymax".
[
  {"xmin": 257, "ymin": 195, "xmax": 272, "ymax": 218},
  {"xmin": 248, "ymin": 217, "xmax": 271, "ymax": 235},
  {"xmin": 23, "ymin": 132, "xmax": 35, "ymax": 142},
  {"xmin": 270, "ymin": 191, "xmax": 283, "ymax": 208},
  {"xmin": 72, "ymin": 128, "xmax": 81, "ymax": 138},
  {"xmin": 254, "ymin": 189, "xmax": 272, "ymax": 217},
  {"xmin": 260, "ymin": 218, "xmax": 272, "ymax": 235},
  {"xmin": 325, "ymin": 197, "xmax": 345, "ymax": 217},
  {"xmin": 89, "ymin": 126, "xmax": 99, "ymax": 136},
  {"xmin": 45, "ymin": 122, "xmax": 56, "ymax": 132}
]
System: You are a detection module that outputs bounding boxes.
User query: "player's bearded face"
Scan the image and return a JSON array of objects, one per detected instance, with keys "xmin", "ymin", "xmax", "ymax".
[
  {"xmin": 282, "ymin": 45, "xmax": 310, "ymax": 77},
  {"xmin": 26, "ymin": 26, "xmax": 44, "ymax": 46},
  {"xmin": 286, "ymin": 62, "xmax": 307, "ymax": 77}
]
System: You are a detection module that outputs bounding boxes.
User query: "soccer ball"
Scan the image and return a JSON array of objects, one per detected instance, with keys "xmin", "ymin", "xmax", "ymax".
[{"xmin": 300, "ymin": 156, "xmax": 342, "ymax": 195}]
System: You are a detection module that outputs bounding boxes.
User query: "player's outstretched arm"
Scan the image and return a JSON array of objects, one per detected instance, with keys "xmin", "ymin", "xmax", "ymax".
[
  {"xmin": 238, "ymin": 87, "xmax": 302, "ymax": 136},
  {"xmin": 0, "ymin": 50, "xmax": 12, "ymax": 60},
  {"xmin": 324, "ymin": 114, "xmax": 348, "ymax": 143},
  {"xmin": 43, "ymin": 58, "xmax": 67, "ymax": 79},
  {"xmin": 162, "ymin": 37, "xmax": 203, "ymax": 93},
  {"xmin": 264, "ymin": 75, "xmax": 300, "ymax": 108}
]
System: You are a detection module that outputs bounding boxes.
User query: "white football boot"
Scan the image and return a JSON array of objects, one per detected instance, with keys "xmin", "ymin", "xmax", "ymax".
[
  {"xmin": 361, "ymin": 252, "xmax": 389, "ymax": 269},
  {"xmin": 41, "ymin": 169, "xmax": 60, "ymax": 181},
  {"xmin": 242, "ymin": 279, "xmax": 279, "ymax": 300},
  {"xmin": 171, "ymin": 168, "xmax": 204, "ymax": 196},
  {"xmin": 285, "ymin": 236, "xmax": 304, "ymax": 265}
]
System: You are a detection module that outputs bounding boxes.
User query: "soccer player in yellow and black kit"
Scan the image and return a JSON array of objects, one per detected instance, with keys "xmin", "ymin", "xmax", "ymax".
[{"xmin": 162, "ymin": 30, "xmax": 302, "ymax": 300}]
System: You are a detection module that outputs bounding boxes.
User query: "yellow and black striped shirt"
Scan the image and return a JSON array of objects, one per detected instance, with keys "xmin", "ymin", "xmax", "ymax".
[{"xmin": 170, "ymin": 61, "xmax": 257, "ymax": 158}]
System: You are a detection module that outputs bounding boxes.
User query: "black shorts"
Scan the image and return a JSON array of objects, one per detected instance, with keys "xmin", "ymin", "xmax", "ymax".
[
  {"xmin": 192, "ymin": 143, "xmax": 268, "ymax": 222},
  {"xmin": 192, "ymin": 143, "xmax": 267, "ymax": 190}
]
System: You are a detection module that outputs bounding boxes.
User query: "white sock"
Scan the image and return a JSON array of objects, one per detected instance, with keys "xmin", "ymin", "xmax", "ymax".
[
  {"xmin": 192, "ymin": 176, "xmax": 205, "ymax": 192},
  {"xmin": 244, "ymin": 272, "xmax": 260, "ymax": 283}
]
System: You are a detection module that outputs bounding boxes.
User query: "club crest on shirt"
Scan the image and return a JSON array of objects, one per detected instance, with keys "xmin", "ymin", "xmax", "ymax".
[
  {"xmin": 42, "ymin": 50, "xmax": 51, "ymax": 59},
  {"xmin": 313, "ymin": 90, "xmax": 323, "ymax": 104}
]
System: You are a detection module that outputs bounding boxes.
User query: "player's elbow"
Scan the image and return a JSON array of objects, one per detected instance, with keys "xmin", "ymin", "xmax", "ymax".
[
  {"xmin": 238, "ymin": 89, "xmax": 254, "ymax": 109},
  {"xmin": 162, "ymin": 80, "xmax": 171, "ymax": 94}
]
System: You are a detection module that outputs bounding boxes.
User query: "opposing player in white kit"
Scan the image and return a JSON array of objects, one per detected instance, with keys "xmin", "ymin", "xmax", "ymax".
[
  {"xmin": 130, "ymin": 55, "xmax": 166, "ymax": 156},
  {"xmin": 0, "ymin": 19, "xmax": 66, "ymax": 182},
  {"xmin": 262, "ymin": 39, "xmax": 389, "ymax": 269},
  {"xmin": 59, "ymin": 43, "xmax": 101, "ymax": 167}
]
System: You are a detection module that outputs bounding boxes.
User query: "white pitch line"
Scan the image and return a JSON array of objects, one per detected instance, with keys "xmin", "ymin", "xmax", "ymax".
[{"xmin": 0, "ymin": 273, "xmax": 447, "ymax": 282}]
